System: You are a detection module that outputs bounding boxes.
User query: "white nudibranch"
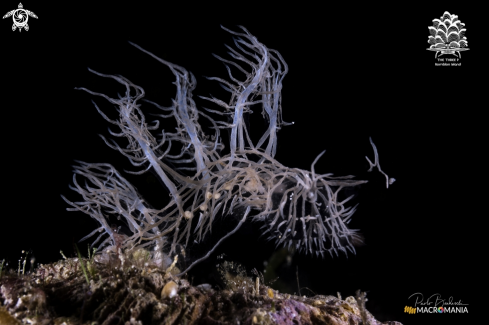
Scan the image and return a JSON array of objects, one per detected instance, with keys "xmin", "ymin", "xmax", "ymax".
[{"xmin": 62, "ymin": 25, "xmax": 394, "ymax": 275}]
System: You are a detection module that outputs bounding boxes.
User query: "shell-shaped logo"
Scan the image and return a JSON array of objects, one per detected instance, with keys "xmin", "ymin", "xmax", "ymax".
[
  {"xmin": 427, "ymin": 11, "xmax": 469, "ymax": 58},
  {"xmin": 2, "ymin": 2, "xmax": 38, "ymax": 32}
]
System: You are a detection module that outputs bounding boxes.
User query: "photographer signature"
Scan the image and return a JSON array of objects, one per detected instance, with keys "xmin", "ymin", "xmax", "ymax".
[{"xmin": 408, "ymin": 293, "xmax": 468, "ymax": 307}]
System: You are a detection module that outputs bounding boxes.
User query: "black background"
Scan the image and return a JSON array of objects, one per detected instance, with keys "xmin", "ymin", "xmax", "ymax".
[{"xmin": 1, "ymin": 2, "xmax": 483, "ymax": 324}]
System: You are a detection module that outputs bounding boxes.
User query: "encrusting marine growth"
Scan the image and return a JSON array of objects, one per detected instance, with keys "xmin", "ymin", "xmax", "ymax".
[{"xmin": 61, "ymin": 25, "xmax": 394, "ymax": 275}]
